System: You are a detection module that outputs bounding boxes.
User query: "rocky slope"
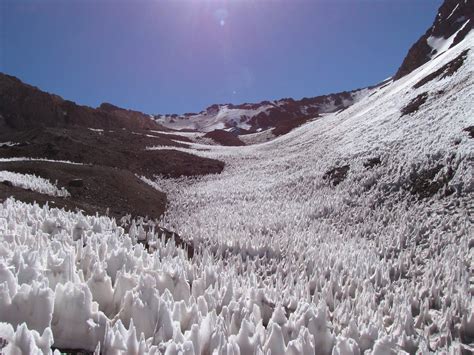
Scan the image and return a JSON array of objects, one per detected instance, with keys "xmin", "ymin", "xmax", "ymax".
[
  {"xmin": 394, "ymin": 0, "xmax": 473, "ymax": 79},
  {"xmin": 0, "ymin": 73, "xmax": 162, "ymax": 131}
]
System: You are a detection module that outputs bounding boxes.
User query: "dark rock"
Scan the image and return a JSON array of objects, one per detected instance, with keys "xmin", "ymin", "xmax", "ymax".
[
  {"xmin": 413, "ymin": 49, "xmax": 470, "ymax": 89},
  {"xmin": 408, "ymin": 164, "xmax": 455, "ymax": 198},
  {"xmin": 464, "ymin": 126, "xmax": 474, "ymax": 138},
  {"xmin": 323, "ymin": 165, "xmax": 350, "ymax": 186},
  {"xmin": 1, "ymin": 180, "xmax": 13, "ymax": 187},
  {"xmin": 98, "ymin": 102, "xmax": 120, "ymax": 111},
  {"xmin": 227, "ymin": 127, "xmax": 251, "ymax": 135},
  {"xmin": 401, "ymin": 93, "xmax": 428, "ymax": 116},
  {"xmin": 68, "ymin": 179, "xmax": 84, "ymax": 187},
  {"xmin": 364, "ymin": 157, "xmax": 382, "ymax": 169},
  {"xmin": 45, "ymin": 142, "xmax": 59, "ymax": 156}
]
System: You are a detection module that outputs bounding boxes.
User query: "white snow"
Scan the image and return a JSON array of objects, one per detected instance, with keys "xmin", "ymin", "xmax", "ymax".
[
  {"xmin": 427, "ymin": 19, "xmax": 471, "ymax": 57},
  {"xmin": 446, "ymin": 4, "xmax": 460, "ymax": 20},
  {"xmin": 0, "ymin": 171, "xmax": 70, "ymax": 197},
  {"xmin": 0, "ymin": 142, "xmax": 20, "ymax": 148},
  {"xmin": 156, "ymin": 104, "xmax": 273, "ymax": 133},
  {"xmin": 239, "ymin": 129, "xmax": 276, "ymax": 145},
  {"xmin": 0, "ymin": 157, "xmax": 83, "ymax": 165},
  {"xmin": 88, "ymin": 128, "xmax": 104, "ymax": 133},
  {"xmin": 0, "ymin": 29, "xmax": 473, "ymax": 355}
]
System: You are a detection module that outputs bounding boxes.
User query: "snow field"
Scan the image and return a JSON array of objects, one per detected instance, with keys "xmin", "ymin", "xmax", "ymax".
[
  {"xmin": 151, "ymin": 33, "xmax": 474, "ymax": 353},
  {"xmin": 0, "ymin": 31, "xmax": 472, "ymax": 355}
]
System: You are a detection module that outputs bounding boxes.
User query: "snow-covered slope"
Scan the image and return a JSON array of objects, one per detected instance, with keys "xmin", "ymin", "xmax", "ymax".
[
  {"xmin": 142, "ymin": 30, "xmax": 474, "ymax": 353},
  {"xmin": 1, "ymin": 24, "xmax": 473, "ymax": 354},
  {"xmin": 155, "ymin": 89, "xmax": 369, "ymax": 134}
]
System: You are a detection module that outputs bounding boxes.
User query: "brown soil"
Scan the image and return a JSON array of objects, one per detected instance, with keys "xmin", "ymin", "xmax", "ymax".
[
  {"xmin": 0, "ymin": 161, "xmax": 166, "ymax": 220},
  {"xmin": 0, "ymin": 127, "xmax": 224, "ymax": 178},
  {"xmin": 272, "ymin": 116, "xmax": 314, "ymax": 136},
  {"xmin": 0, "ymin": 160, "xmax": 196, "ymax": 258}
]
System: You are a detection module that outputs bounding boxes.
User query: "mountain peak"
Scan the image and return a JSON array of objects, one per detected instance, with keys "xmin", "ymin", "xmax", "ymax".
[{"xmin": 394, "ymin": 0, "xmax": 473, "ymax": 80}]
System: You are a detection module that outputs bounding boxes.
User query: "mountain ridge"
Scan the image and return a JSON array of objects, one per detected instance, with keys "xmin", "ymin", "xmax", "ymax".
[
  {"xmin": 0, "ymin": 73, "xmax": 163, "ymax": 131},
  {"xmin": 394, "ymin": 0, "xmax": 473, "ymax": 79}
]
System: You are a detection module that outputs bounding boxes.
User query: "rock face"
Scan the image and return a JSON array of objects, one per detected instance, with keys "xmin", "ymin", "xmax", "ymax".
[
  {"xmin": 394, "ymin": 0, "xmax": 473, "ymax": 80},
  {"xmin": 0, "ymin": 73, "xmax": 162, "ymax": 131}
]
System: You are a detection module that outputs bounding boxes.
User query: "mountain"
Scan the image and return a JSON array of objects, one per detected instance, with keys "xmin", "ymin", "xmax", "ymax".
[
  {"xmin": 155, "ymin": 88, "xmax": 371, "ymax": 135},
  {"xmin": 154, "ymin": 0, "xmax": 472, "ymax": 138},
  {"xmin": 394, "ymin": 0, "xmax": 473, "ymax": 79},
  {"xmin": 0, "ymin": 73, "xmax": 162, "ymax": 131}
]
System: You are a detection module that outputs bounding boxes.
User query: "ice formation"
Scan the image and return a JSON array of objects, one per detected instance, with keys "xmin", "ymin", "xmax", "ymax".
[
  {"xmin": 0, "ymin": 26, "xmax": 473, "ymax": 355},
  {"xmin": 0, "ymin": 171, "xmax": 70, "ymax": 197}
]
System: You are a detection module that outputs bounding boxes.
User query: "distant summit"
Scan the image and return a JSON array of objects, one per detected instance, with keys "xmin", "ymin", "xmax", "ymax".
[
  {"xmin": 395, "ymin": 0, "xmax": 473, "ymax": 79},
  {"xmin": 155, "ymin": 90, "xmax": 370, "ymax": 135}
]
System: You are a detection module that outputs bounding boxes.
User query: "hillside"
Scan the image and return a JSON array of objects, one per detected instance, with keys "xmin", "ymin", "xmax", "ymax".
[
  {"xmin": 0, "ymin": 73, "xmax": 164, "ymax": 131},
  {"xmin": 0, "ymin": 77, "xmax": 226, "ymax": 222}
]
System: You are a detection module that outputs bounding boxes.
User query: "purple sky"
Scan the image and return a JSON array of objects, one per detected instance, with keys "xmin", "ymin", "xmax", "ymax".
[{"xmin": 1, "ymin": 0, "xmax": 442, "ymax": 114}]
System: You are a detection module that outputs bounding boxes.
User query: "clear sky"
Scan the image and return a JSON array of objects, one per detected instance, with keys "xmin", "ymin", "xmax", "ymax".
[{"xmin": 1, "ymin": 0, "xmax": 442, "ymax": 114}]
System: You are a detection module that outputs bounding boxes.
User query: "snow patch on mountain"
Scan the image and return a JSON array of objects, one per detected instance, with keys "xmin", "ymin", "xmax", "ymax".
[
  {"xmin": 155, "ymin": 104, "xmax": 273, "ymax": 132},
  {"xmin": 427, "ymin": 19, "xmax": 471, "ymax": 57}
]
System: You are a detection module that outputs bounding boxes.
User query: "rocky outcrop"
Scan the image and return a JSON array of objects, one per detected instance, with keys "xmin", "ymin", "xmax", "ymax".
[
  {"xmin": 394, "ymin": 0, "xmax": 473, "ymax": 80},
  {"xmin": 0, "ymin": 73, "xmax": 162, "ymax": 131}
]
